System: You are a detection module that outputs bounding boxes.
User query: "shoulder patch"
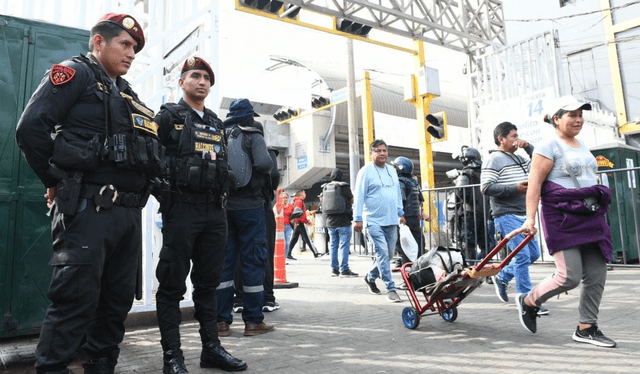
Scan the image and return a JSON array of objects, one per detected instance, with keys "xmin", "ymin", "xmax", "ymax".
[{"xmin": 50, "ymin": 64, "xmax": 76, "ymax": 85}]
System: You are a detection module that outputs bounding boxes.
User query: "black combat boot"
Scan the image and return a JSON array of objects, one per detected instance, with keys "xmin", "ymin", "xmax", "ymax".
[
  {"xmin": 83, "ymin": 349, "xmax": 118, "ymax": 374},
  {"xmin": 161, "ymin": 329, "xmax": 188, "ymax": 374},
  {"xmin": 199, "ymin": 325, "xmax": 247, "ymax": 371}
]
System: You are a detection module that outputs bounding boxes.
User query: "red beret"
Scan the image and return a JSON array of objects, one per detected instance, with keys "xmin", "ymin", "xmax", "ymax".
[
  {"xmin": 97, "ymin": 13, "xmax": 145, "ymax": 53},
  {"xmin": 181, "ymin": 57, "xmax": 215, "ymax": 86}
]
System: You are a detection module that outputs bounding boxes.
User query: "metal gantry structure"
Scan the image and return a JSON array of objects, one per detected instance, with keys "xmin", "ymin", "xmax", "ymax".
[
  {"xmin": 264, "ymin": 0, "xmax": 507, "ymax": 52},
  {"xmin": 236, "ymin": 0, "xmax": 507, "ymax": 190}
]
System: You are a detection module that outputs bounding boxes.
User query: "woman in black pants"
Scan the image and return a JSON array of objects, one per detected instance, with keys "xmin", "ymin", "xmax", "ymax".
[{"xmin": 288, "ymin": 190, "xmax": 323, "ymax": 258}]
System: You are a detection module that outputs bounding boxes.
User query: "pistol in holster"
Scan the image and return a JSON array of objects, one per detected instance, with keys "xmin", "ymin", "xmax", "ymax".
[{"xmin": 47, "ymin": 164, "xmax": 83, "ymax": 215}]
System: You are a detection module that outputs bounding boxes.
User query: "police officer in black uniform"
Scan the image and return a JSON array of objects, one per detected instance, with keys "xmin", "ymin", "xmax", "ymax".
[
  {"xmin": 15, "ymin": 13, "xmax": 164, "ymax": 374},
  {"xmin": 391, "ymin": 157, "xmax": 427, "ymax": 264},
  {"xmin": 154, "ymin": 57, "xmax": 246, "ymax": 373},
  {"xmin": 449, "ymin": 146, "xmax": 488, "ymax": 260}
]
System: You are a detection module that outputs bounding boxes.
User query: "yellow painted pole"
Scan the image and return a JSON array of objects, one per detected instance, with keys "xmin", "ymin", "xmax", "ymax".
[
  {"xmin": 600, "ymin": 0, "xmax": 627, "ymax": 125},
  {"xmin": 361, "ymin": 71, "xmax": 375, "ymax": 163},
  {"xmin": 412, "ymin": 40, "xmax": 439, "ymax": 232}
]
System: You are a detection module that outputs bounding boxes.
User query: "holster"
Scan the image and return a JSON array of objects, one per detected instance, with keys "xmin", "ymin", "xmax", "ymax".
[
  {"xmin": 48, "ymin": 165, "xmax": 83, "ymax": 215},
  {"xmin": 139, "ymin": 177, "xmax": 163, "ymax": 208}
]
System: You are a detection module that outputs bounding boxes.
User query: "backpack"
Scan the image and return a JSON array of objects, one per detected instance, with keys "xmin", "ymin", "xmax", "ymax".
[
  {"xmin": 408, "ymin": 246, "xmax": 466, "ymax": 290},
  {"xmin": 226, "ymin": 125, "xmax": 254, "ymax": 188},
  {"xmin": 322, "ymin": 182, "xmax": 347, "ymax": 214}
]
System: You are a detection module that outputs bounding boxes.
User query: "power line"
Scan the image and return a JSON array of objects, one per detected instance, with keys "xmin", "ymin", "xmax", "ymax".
[{"xmin": 506, "ymin": 0, "xmax": 640, "ymax": 23}]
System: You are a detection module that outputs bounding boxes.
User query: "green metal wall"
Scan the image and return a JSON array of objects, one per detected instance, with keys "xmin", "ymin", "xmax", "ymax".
[
  {"xmin": 0, "ymin": 15, "xmax": 89, "ymax": 338},
  {"xmin": 592, "ymin": 144, "xmax": 640, "ymax": 263}
]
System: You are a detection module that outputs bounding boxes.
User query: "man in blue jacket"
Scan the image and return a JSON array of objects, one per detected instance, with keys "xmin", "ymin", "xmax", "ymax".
[{"xmin": 353, "ymin": 140, "xmax": 405, "ymax": 303}]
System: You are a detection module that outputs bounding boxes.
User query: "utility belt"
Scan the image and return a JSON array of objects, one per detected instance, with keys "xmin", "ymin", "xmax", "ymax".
[
  {"xmin": 80, "ymin": 184, "xmax": 147, "ymax": 211},
  {"xmin": 48, "ymin": 164, "xmax": 155, "ymax": 215},
  {"xmin": 171, "ymin": 191, "xmax": 227, "ymax": 207}
]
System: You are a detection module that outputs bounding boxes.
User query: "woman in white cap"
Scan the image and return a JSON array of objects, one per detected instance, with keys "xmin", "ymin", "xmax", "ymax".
[{"xmin": 517, "ymin": 96, "xmax": 616, "ymax": 348}]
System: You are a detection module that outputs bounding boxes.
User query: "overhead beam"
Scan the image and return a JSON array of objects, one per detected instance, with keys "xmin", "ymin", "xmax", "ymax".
[{"xmin": 236, "ymin": 0, "xmax": 506, "ymax": 54}]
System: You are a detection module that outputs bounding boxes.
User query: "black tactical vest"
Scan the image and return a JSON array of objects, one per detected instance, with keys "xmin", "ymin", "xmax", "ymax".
[
  {"xmin": 163, "ymin": 103, "xmax": 229, "ymax": 193},
  {"xmin": 455, "ymin": 167, "xmax": 485, "ymax": 214},
  {"xmin": 51, "ymin": 55, "xmax": 165, "ymax": 178},
  {"xmin": 400, "ymin": 176, "xmax": 422, "ymax": 217}
]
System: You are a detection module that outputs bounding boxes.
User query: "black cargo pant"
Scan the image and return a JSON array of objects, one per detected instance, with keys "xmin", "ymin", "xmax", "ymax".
[
  {"xmin": 35, "ymin": 200, "xmax": 140, "ymax": 373},
  {"xmin": 155, "ymin": 201, "xmax": 227, "ymax": 344}
]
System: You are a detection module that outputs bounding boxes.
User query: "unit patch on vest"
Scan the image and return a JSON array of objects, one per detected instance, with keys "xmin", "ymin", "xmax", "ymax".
[
  {"xmin": 132, "ymin": 114, "xmax": 158, "ymax": 136},
  {"xmin": 120, "ymin": 92, "xmax": 155, "ymax": 118},
  {"xmin": 174, "ymin": 124, "xmax": 184, "ymax": 131},
  {"xmin": 195, "ymin": 142, "xmax": 220, "ymax": 154},
  {"xmin": 194, "ymin": 130, "xmax": 221, "ymax": 142},
  {"xmin": 50, "ymin": 64, "xmax": 76, "ymax": 85}
]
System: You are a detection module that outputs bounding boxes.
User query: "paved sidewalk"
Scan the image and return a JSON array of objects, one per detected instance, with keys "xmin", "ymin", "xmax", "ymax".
[{"xmin": 2, "ymin": 252, "xmax": 639, "ymax": 373}]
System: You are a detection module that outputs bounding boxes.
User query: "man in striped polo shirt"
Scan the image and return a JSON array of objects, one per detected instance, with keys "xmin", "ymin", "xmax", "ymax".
[{"xmin": 481, "ymin": 122, "xmax": 548, "ymax": 315}]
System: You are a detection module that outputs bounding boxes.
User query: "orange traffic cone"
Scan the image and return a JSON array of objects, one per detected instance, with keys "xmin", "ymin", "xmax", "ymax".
[{"xmin": 274, "ymin": 189, "xmax": 298, "ymax": 289}]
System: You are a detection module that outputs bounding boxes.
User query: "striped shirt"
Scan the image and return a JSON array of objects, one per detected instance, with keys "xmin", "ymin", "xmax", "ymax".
[{"xmin": 480, "ymin": 145, "xmax": 533, "ymax": 218}]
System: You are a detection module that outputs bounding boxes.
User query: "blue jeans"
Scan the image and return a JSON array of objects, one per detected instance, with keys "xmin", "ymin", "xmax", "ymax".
[
  {"xmin": 217, "ymin": 206, "xmax": 268, "ymax": 324},
  {"xmin": 494, "ymin": 214, "xmax": 540, "ymax": 294},
  {"xmin": 328, "ymin": 226, "xmax": 352, "ymax": 273},
  {"xmin": 284, "ymin": 224, "xmax": 293, "ymax": 257},
  {"xmin": 364, "ymin": 224, "xmax": 397, "ymax": 292}
]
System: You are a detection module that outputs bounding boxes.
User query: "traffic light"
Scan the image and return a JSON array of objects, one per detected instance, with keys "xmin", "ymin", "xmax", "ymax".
[
  {"xmin": 426, "ymin": 112, "xmax": 447, "ymax": 139},
  {"xmin": 241, "ymin": 0, "xmax": 300, "ymax": 18},
  {"xmin": 241, "ymin": 0, "xmax": 283, "ymax": 13},
  {"xmin": 273, "ymin": 107, "xmax": 300, "ymax": 122},
  {"xmin": 311, "ymin": 96, "xmax": 330, "ymax": 109},
  {"xmin": 282, "ymin": 4, "xmax": 301, "ymax": 19},
  {"xmin": 336, "ymin": 18, "xmax": 372, "ymax": 37}
]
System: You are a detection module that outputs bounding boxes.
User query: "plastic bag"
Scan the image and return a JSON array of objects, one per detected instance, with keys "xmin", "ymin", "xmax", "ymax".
[{"xmin": 399, "ymin": 224, "xmax": 418, "ymax": 262}]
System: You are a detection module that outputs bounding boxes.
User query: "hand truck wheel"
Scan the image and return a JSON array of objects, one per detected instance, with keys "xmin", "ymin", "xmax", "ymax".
[
  {"xmin": 441, "ymin": 301, "xmax": 458, "ymax": 322},
  {"xmin": 402, "ymin": 307, "xmax": 420, "ymax": 329}
]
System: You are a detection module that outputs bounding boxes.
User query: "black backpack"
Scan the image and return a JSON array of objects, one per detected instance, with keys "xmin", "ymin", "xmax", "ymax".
[{"xmin": 322, "ymin": 182, "xmax": 347, "ymax": 214}]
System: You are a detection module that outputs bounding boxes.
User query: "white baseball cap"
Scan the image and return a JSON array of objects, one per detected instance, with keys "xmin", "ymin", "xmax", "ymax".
[
  {"xmin": 544, "ymin": 96, "xmax": 591, "ymax": 123},
  {"xmin": 551, "ymin": 95, "xmax": 592, "ymax": 113}
]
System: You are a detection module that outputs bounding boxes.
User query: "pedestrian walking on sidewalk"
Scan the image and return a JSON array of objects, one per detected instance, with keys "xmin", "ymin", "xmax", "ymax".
[
  {"xmin": 322, "ymin": 168, "xmax": 358, "ymax": 278},
  {"xmin": 353, "ymin": 140, "xmax": 406, "ymax": 303},
  {"xmin": 518, "ymin": 96, "xmax": 616, "ymax": 348},
  {"xmin": 288, "ymin": 190, "xmax": 324, "ymax": 258},
  {"xmin": 481, "ymin": 122, "xmax": 548, "ymax": 315}
]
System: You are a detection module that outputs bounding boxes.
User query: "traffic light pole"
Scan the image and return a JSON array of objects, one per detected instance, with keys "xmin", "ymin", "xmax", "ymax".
[
  {"xmin": 411, "ymin": 40, "xmax": 439, "ymax": 232},
  {"xmin": 412, "ymin": 41, "xmax": 436, "ymax": 190}
]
